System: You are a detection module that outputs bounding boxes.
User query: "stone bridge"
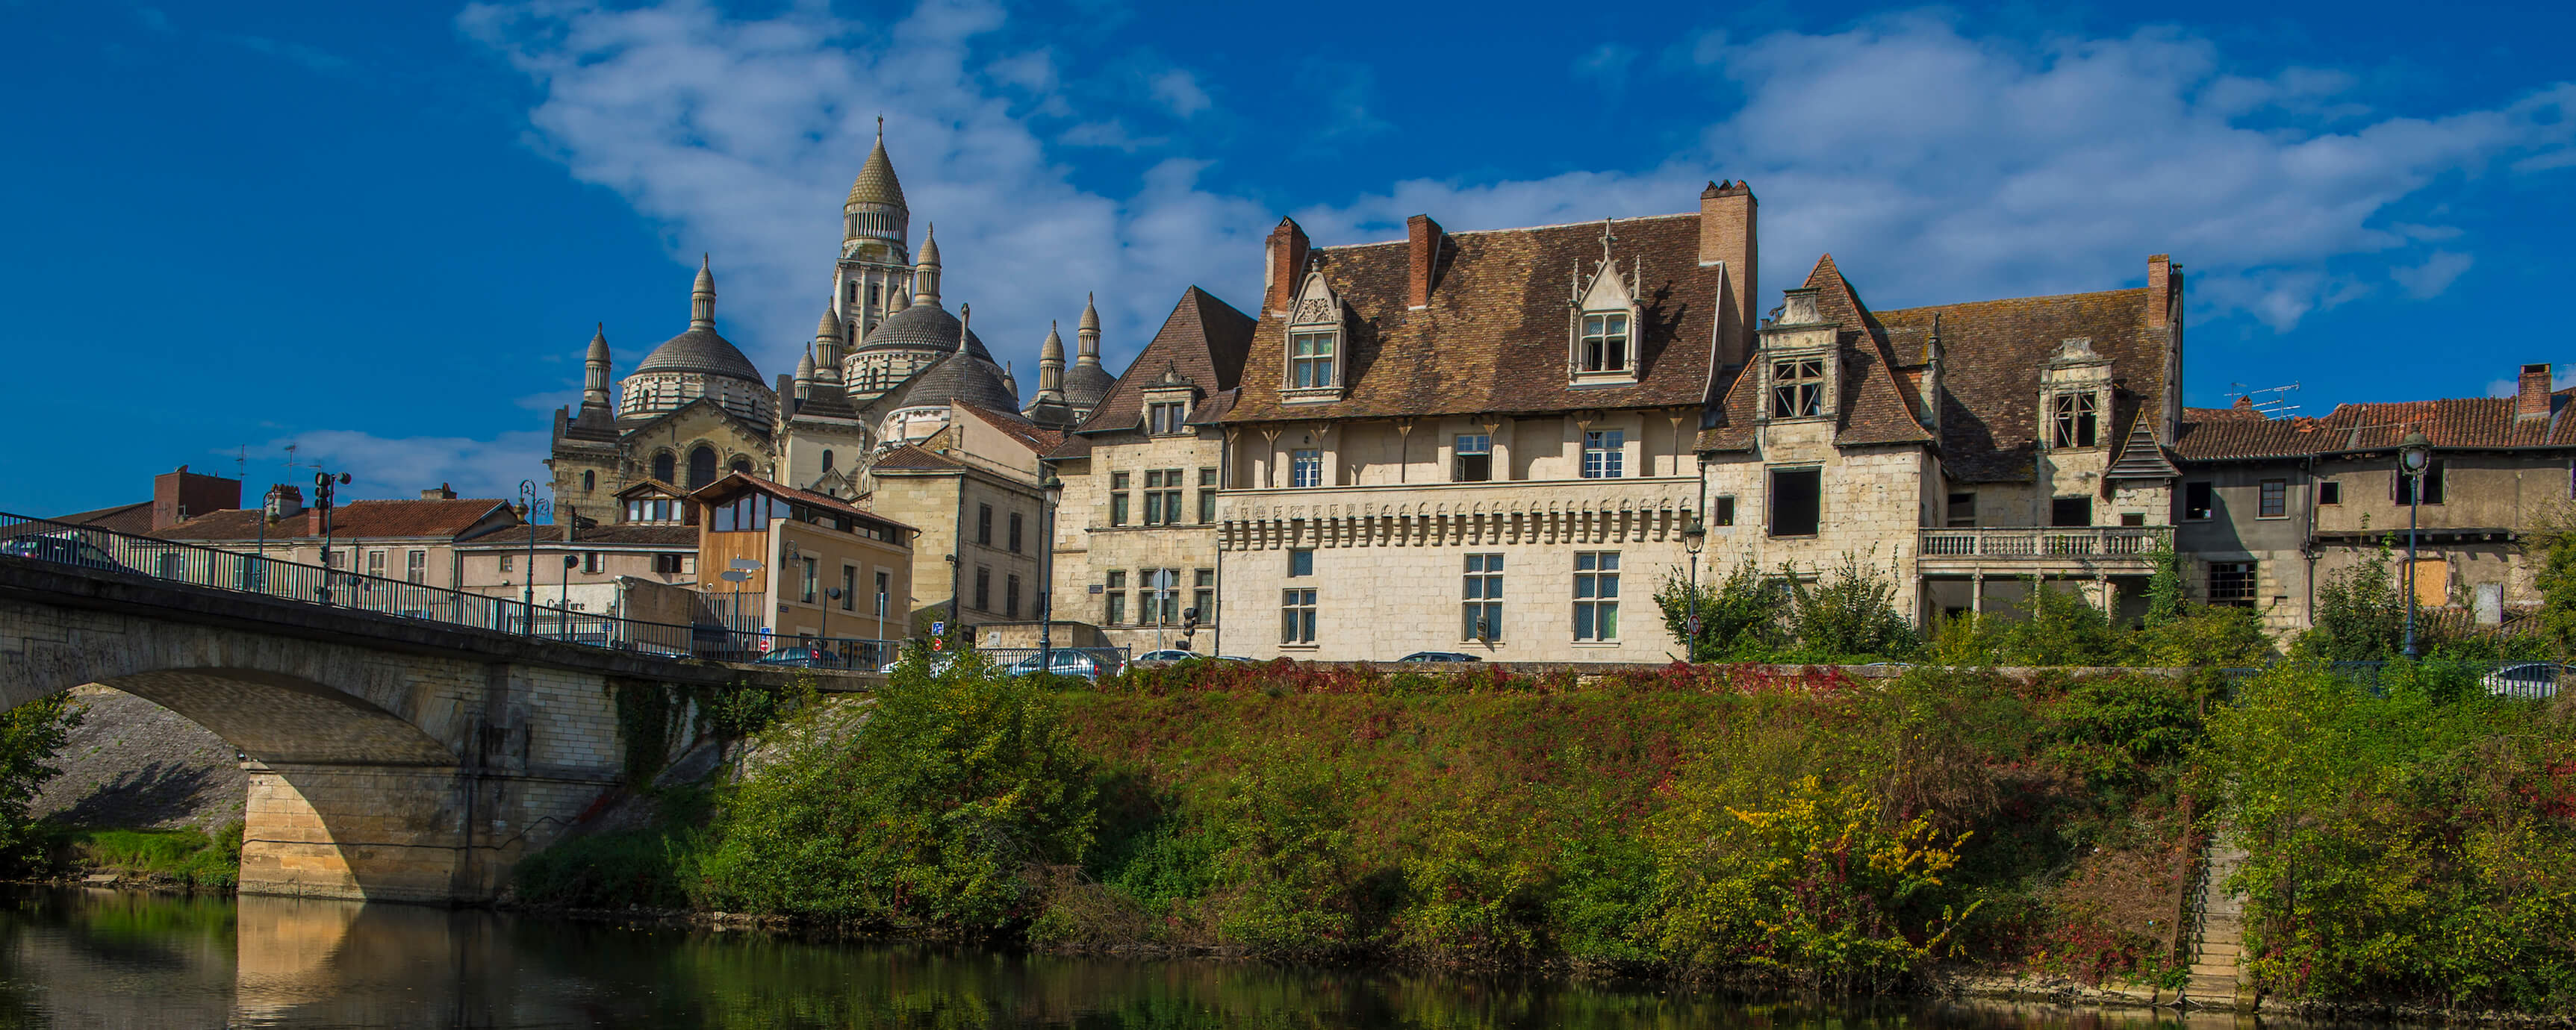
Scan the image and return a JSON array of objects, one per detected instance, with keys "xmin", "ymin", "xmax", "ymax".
[{"xmin": 0, "ymin": 555, "xmax": 873, "ymax": 904}]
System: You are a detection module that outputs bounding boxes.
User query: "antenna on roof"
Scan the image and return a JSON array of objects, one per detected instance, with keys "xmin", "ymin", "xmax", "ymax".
[{"xmin": 2224, "ymin": 381, "xmax": 2303, "ymax": 419}]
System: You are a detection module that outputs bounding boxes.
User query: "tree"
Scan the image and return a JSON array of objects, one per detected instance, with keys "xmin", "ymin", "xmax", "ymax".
[
  {"xmin": 1657, "ymin": 557, "xmax": 1789, "ymax": 661},
  {"xmin": 0, "ymin": 693, "xmax": 85, "ymax": 870}
]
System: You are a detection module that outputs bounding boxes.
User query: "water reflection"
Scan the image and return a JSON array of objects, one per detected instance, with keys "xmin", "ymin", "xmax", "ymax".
[{"xmin": 0, "ymin": 886, "xmax": 2258, "ymax": 1029}]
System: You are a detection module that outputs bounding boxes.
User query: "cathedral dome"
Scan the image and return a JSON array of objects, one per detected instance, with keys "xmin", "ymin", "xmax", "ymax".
[
  {"xmin": 857, "ymin": 301, "xmax": 994, "ymax": 363},
  {"xmin": 880, "ymin": 351, "xmax": 1022, "ymax": 415},
  {"xmin": 633, "ymin": 328, "xmax": 764, "ymax": 381},
  {"xmin": 1063, "ymin": 362, "xmax": 1118, "ymax": 411}
]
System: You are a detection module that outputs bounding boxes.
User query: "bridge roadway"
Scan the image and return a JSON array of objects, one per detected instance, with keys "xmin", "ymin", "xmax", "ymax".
[{"xmin": 0, "ymin": 554, "xmax": 876, "ymax": 904}]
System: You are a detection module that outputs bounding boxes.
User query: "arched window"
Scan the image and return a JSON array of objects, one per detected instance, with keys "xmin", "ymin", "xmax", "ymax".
[
  {"xmin": 729, "ymin": 455, "xmax": 753, "ymax": 475},
  {"xmin": 582, "ymin": 470, "xmax": 596, "ymax": 492},
  {"xmin": 688, "ymin": 446, "xmax": 718, "ymax": 490},
  {"xmin": 652, "ymin": 451, "xmax": 676, "ymax": 484},
  {"xmin": 821, "ymin": 449, "xmax": 836, "ymax": 472}
]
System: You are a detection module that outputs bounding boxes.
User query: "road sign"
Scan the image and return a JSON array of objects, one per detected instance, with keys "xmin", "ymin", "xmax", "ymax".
[
  {"xmin": 758, "ymin": 626, "xmax": 774, "ymax": 653},
  {"xmin": 730, "ymin": 558, "xmax": 763, "ymax": 571},
  {"xmin": 931, "ymin": 620, "xmax": 945, "ymax": 635},
  {"xmin": 719, "ymin": 569, "xmax": 750, "ymax": 583}
]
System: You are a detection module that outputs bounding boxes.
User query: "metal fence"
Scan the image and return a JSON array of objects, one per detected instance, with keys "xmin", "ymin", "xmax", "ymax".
[
  {"xmin": 2209, "ymin": 660, "xmax": 2566, "ymax": 699},
  {"xmin": 0, "ymin": 511, "xmax": 897, "ymax": 668}
]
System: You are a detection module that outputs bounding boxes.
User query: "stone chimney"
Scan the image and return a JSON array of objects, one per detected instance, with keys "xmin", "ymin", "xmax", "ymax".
[
  {"xmin": 1406, "ymin": 214, "xmax": 1445, "ymax": 309},
  {"xmin": 2519, "ymin": 363, "xmax": 2554, "ymax": 420},
  {"xmin": 420, "ymin": 483, "xmax": 457, "ymax": 500},
  {"xmin": 1263, "ymin": 217, "xmax": 1310, "ymax": 316},
  {"xmin": 1699, "ymin": 180, "xmax": 1758, "ymax": 366},
  {"xmin": 152, "ymin": 465, "xmax": 241, "ymax": 531},
  {"xmin": 264, "ymin": 484, "xmax": 304, "ymax": 519},
  {"xmin": 2148, "ymin": 254, "xmax": 2174, "ymax": 330}
]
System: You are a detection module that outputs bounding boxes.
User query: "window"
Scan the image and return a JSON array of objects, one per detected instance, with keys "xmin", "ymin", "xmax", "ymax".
[
  {"xmin": 1008, "ymin": 512, "xmax": 1024, "ymax": 553},
  {"xmin": 2121, "ymin": 512, "xmax": 2146, "ymax": 527},
  {"xmin": 712, "ymin": 494, "xmax": 775, "ymax": 533},
  {"xmin": 1281, "ymin": 588, "xmax": 1318, "ymax": 644},
  {"xmin": 582, "ymin": 552, "xmax": 601, "ymax": 574},
  {"xmin": 2319, "ymin": 480, "xmax": 2343, "ymax": 505},
  {"xmin": 582, "ymin": 470, "xmax": 595, "ymax": 492},
  {"xmin": 1192, "ymin": 569, "xmax": 1215, "ymax": 625},
  {"xmin": 1148, "ymin": 402, "xmax": 1187, "ymax": 434},
  {"xmin": 1946, "ymin": 492, "xmax": 1976, "ymax": 528},
  {"xmin": 800, "ymin": 557, "xmax": 818, "ymax": 604},
  {"xmin": 1771, "ymin": 358, "xmax": 1824, "ymax": 418},
  {"xmin": 1463, "ymin": 554, "xmax": 1503, "ymax": 643},
  {"xmin": 974, "ymin": 566, "xmax": 991, "ymax": 612},
  {"xmin": 688, "ymin": 446, "xmax": 718, "ymax": 490},
  {"xmin": 626, "ymin": 499, "xmax": 679, "ymax": 522},
  {"xmin": 323, "ymin": 549, "xmax": 343, "ymax": 569},
  {"xmin": 1292, "ymin": 449, "xmax": 1323, "ymax": 488},
  {"xmin": 653, "ymin": 553, "xmax": 684, "ymax": 575},
  {"xmin": 2209, "ymin": 561, "xmax": 2257, "ymax": 607},
  {"xmin": 1453, "ymin": 434, "xmax": 1492, "ymax": 482},
  {"xmin": 821, "ymin": 449, "xmax": 836, "ymax": 472},
  {"xmin": 1110, "ymin": 472, "xmax": 1131, "ymax": 526},
  {"xmin": 1006, "ymin": 574, "xmax": 1021, "ymax": 618},
  {"xmin": 977, "ymin": 504, "xmax": 994, "ymax": 546},
  {"xmin": 841, "ymin": 566, "xmax": 856, "ymax": 611},
  {"xmin": 1198, "ymin": 467, "xmax": 1219, "ymax": 523},
  {"xmin": 2051, "ymin": 392, "xmax": 2099, "ymax": 449},
  {"xmin": 652, "ymin": 451, "xmax": 676, "ymax": 484},
  {"xmin": 1106, "ymin": 570, "xmax": 1127, "ymax": 624},
  {"xmin": 1769, "ymin": 467, "xmax": 1821, "ymax": 537},
  {"xmin": 2183, "ymin": 481, "xmax": 2214, "ymax": 521},
  {"xmin": 367, "ymin": 550, "xmax": 385, "ymax": 578},
  {"xmin": 2259, "ymin": 480, "xmax": 2289, "ymax": 519},
  {"xmin": 1579, "ymin": 313, "xmax": 1630, "ymax": 372},
  {"xmin": 500, "ymin": 553, "xmax": 514, "ymax": 573},
  {"xmin": 1289, "ymin": 549, "xmax": 1314, "ymax": 577},
  {"xmin": 2396, "ymin": 461, "xmax": 2447, "ymax": 505},
  {"xmin": 1145, "ymin": 470, "xmax": 1183, "ymax": 525},
  {"xmin": 1148, "ymin": 569, "xmax": 1182, "ymax": 624},
  {"xmin": 1573, "ymin": 552, "xmax": 1620, "ymax": 641},
  {"xmin": 729, "ymin": 455, "xmax": 753, "ymax": 474},
  {"xmin": 1712, "ymin": 496, "xmax": 1737, "ymax": 527},
  {"xmin": 2051, "ymin": 496, "xmax": 2092, "ymax": 527},
  {"xmin": 406, "ymin": 550, "xmax": 426, "ymax": 584},
  {"xmin": 1581, "ymin": 430, "xmax": 1624, "ymax": 479},
  {"xmin": 1289, "ymin": 331, "xmax": 1336, "ymax": 389},
  {"xmin": 846, "ymin": 280, "xmax": 857, "ymax": 304},
  {"xmin": 875, "ymin": 571, "xmax": 891, "ymax": 617}
]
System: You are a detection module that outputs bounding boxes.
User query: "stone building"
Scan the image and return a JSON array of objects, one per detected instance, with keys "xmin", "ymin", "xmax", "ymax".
[
  {"xmin": 861, "ymin": 402, "xmax": 1063, "ymax": 632},
  {"xmin": 150, "ymin": 485, "xmax": 523, "ymax": 591},
  {"xmin": 2173, "ymin": 364, "xmax": 2576, "ymax": 632},
  {"xmin": 688, "ymin": 472, "xmax": 916, "ymax": 649},
  {"xmin": 1044, "ymin": 287, "xmax": 1256, "ymax": 653}
]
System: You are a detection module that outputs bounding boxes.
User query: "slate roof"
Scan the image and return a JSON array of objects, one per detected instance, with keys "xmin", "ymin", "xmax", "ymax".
[
  {"xmin": 1222, "ymin": 213, "xmax": 1726, "ymax": 423},
  {"xmin": 869, "ymin": 444, "xmax": 965, "ymax": 472},
  {"xmin": 855, "ymin": 301, "xmax": 995, "ymax": 362},
  {"xmin": 865, "ymin": 349, "xmax": 1019, "ymax": 416},
  {"xmin": 1063, "ymin": 360, "xmax": 1119, "ymax": 413},
  {"xmin": 153, "ymin": 499, "xmax": 516, "ymax": 542},
  {"xmin": 2176, "ymin": 389, "xmax": 2576, "ymax": 461},
  {"xmin": 633, "ymin": 327, "xmax": 764, "ymax": 381},
  {"xmin": 1063, "ymin": 287, "xmax": 1254, "ymax": 451}
]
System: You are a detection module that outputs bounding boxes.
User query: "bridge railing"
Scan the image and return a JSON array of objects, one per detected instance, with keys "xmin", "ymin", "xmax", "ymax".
[{"xmin": 0, "ymin": 511, "xmax": 894, "ymax": 668}]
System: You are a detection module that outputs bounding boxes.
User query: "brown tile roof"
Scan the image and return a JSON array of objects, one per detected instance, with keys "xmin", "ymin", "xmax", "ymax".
[
  {"xmin": 1876, "ymin": 286, "xmax": 2165, "ymax": 481},
  {"xmin": 869, "ymin": 443, "xmax": 965, "ymax": 472},
  {"xmin": 1070, "ymin": 287, "xmax": 1255, "ymax": 444},
  {"xmin": 2173, "ymin": 414, "xmax": 2335, "ymax": 461},
  {"xmin": 2186, "ymin": 399, "xmax": 2268, "ymax": 422},
  {"xmin": 956, "ymin": 401, "xmax": 1065, "ymax": 455},
  {"xmin": 1222, "ymin": 215, "xmax": 1721, "ymax": 423},
  {"xmin": 2175, "ymin": 390, "xmax": 2576, "ymax": 461},
  {"xmin": 1699, "ymin": 255, "xmax": 1938, "ymax": 453},
  {"xmin": 457, "ymin": 523, "xmax": 701, "ymax": 547},
  {"xmin": 152, "ymin": 499, "xmax": 515, "ymax": 542},
  {"xmin": 691, "ymin": 472, "xmax": 918, "ymax": 532},
  {"xmin": 51, "ymin": 501, "xmax": 155, "ymax": 534}
]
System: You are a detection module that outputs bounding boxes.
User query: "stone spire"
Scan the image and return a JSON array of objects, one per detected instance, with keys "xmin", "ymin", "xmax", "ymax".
[
  {"xmin": 843, "ymin": 117, "xmax": 909, "ymax": 246},
  {"xmin": 690, "ymin": 255, "xmax": 716, "ymax": 330},
  {"xmin": 793, "ymin": 345, "xmax": 816, "ymax": 401},
  {"xmin": 582, "ymin": 322, "xmax": 612, "ymax": 411},
  {"xmin": 1038, "ymin": 320, "xmax": 1065, "ymax": 394},
  {"xmin": 912, "ymin": 224, "xmax": 942, "ymax": 306},
  {"xmin": 812, "ymin": 308, "xmax": 844, "ymax": 384},
  {"xmin": 1074, "ymin": 291, "xmax": 1102, "ymax": 369}
]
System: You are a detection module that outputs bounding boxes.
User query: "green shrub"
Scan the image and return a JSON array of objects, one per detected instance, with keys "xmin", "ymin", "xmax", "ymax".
[
  {"xmin": 1785, "ymin": 551, "xmax": 1920, "ymax": 661},
  {"xmin": 0, "ymin": 693, "xmax": 84, "ymax": 873}
]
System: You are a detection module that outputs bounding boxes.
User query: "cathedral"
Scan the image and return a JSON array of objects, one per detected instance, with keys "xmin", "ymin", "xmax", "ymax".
[{"xmin": 544, "ymin": 126, "xmax": 1119, "ymax": 526}]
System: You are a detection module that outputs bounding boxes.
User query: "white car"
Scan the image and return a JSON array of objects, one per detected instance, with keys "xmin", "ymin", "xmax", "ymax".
[
  {"xmin": 1135, "ymin": 649, "xmax": 1201, "ymax": 663},
  {"xmin": 2481, "ymin": 661, "xmax": 2567, "ymax": 699}
]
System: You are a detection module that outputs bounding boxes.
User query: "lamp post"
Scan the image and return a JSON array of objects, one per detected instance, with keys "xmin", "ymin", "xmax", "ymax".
[
  {"xmin": 1681, "ymin": 514, "xmax": 1708, "ymax": 662},
  {"xmin": 824, "ymin": 586, "xmax": 842, "ymax": 667},
  {"xmin": 512, "ymin": 480, "xmax": 551, "ymax": 636},
  {"xmin": 312, "ymin": 470, "xmax": 349, "ymax": 606},
  {"xmin": 560, "ymin": 554, "xmax": 578, "ymax": 641},
  {"xmin": 2399, "ymin": 430, "xmax": 2433, "ymax": 659},
  {"xmin": 1038, "ymin": 469, "xmax": 1063, "ymax": 675}
]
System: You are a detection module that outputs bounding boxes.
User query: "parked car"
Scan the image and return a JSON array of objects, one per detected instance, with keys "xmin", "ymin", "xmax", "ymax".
[
  {"xmin": 2481, "ymin": 661, "xmax": 2568, "ymax": 699},
  {"xmin": 1007, "ymin": 650, "xmax": 1116, "ymax": 680},
  {"xmin": 755, "ymin": 644, "xmax": 835, "ymax": 669},
  {"xmin": 877, "ymin": 654, "xmax": 957, "ymax": 676},
  {"xmin": 1135, "ymin": 649, "xmax": 1201, "ymax": 664},
  {"xmin": 1, "ymin": 532, "xmax": 130, "ymax": 572},
  {"xmin": 1396, "ymin": 651, "xmax": 1482, "ymax": 663}
]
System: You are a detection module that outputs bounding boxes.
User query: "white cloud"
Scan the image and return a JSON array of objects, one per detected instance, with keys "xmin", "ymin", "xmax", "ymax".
[
  {"xmin": 1149, "ymin": 69, "xmax": 1211, "ymax": 118},
  {"xmin": 2392, "ymin": 250, "xmax": 2472, "ymax": 299},
  {"xmin": 268, "ymin": 430, "xmax": 551, "ymax": 502}
]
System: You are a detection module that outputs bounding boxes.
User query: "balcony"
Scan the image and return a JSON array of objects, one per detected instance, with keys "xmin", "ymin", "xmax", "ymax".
[
  {"xmin": 1917, "ymin": 525, "xmax": 2171, "ymax": 574},
  {"xmin": 1216, "ymin": 476, "xmax": 1699, "ymax": 552}
]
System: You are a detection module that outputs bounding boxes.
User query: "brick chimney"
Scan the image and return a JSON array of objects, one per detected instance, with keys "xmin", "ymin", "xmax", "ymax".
[
  {"xmin": 152, "ymin": 465, "xmax": 241, "ymax": 531},
  {"xmin": 264, "ymin": 484, "xmax": 304, "ymax": 519},
  {"xmin": 2519, "ymin": 363, "xmax": 2554, "ymax": 420},
  {"xmin": 1406, "ymin": 214, "xmax": 1445, "ymax": 309},
  {"xmin": 420, "ymin": 483, "xmax": 456, "ymax": 500},
  {"xmin": 1699, "ymin": 181, "xmax": 1758, "ymax": 367},
  {"xmin": 2147, "ymin": 254, "xmax": 2174, "ymax": 330},
  {"xmin": 1263, "ymin": 217, "xmax": 1310, "ymax": 316}
]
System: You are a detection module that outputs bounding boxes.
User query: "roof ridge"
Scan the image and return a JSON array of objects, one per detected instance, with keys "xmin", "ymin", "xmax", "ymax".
[
  {"xmin": 1873, "ymin": 285, "xmax": 2155, "ymax": 317},
  {"xmin": 1312, "ymin": 210, "xmax": 1698, "ymax": 252}
]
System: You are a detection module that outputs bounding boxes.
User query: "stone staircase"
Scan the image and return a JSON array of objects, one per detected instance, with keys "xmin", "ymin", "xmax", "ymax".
[{"xmin": 2181, "ymin": 837, "xmax": 2251, "ymax": 1008}]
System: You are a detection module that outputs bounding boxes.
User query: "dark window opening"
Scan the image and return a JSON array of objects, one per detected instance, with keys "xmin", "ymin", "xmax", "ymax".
[
  {"xmin": 686, "ymin": 446, "xmax": 718, "ymax": 490},
  {"xmin": 2209, "ymin": 561, "xmax": 2257, "ymax": 607},
  {"xmin": 1946, "ymin": 491, "xmax": 1976, "ymax": 528},
  {"xmin": 1769, "ymin": 468, "xmax": 1821, "ymax": 537},
  {"xmin": 2396, "ymin": 461, "xmax": 2447, "ymax": 505},
  {"xmin": 2183, "ymin": 481, "xmax": 2214, "ymax": 521},
  {"xmin": 2052, "ymin": 496, "xmax": 2092, "ymax": 527},
  {"xmin": 2318, "ymin": 481, "xmax": 2343, "ymax": 505},
  {"xmin": 653, "ymin": 451, "xmax": 676, "ymax": 484},
  {"xmin": 1712, "ymin": 496, "xmax": 1736, "ymax": 526}
]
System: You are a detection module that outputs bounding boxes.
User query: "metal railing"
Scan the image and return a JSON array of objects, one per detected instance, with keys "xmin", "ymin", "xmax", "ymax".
[
  {"xmin": 0, "ymin": 511, "xmax": 897, "ymax": 669},
  {"xmin": 2210, "ymin": 660, "xmax": 2564, "ymax": 699},
  {"xmin": 1919, "ymin": 525, "xmax": 2173, "ymax": 560}
]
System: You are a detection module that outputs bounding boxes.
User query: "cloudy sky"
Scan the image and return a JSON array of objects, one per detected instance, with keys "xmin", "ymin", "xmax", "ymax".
[{"xmin": 7, "ymin": 0, "xmax": 2575, "ymax": 514}]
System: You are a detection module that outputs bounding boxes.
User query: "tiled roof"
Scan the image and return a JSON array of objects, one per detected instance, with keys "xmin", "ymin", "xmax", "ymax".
[
  {"xmin": 153, "ymin": 499, "xmax": 515, "ymax": 542},
  {"xmin": 956, "ymin": 401, "xmax": 1065, "ymax": 455},
  {"xmin": 1074, "ymin": 287, "xmax": 1254, "ymax": 440},
  {"xmin": 51, "ymin": 501, "xmax": 155, "ymax": 534},
  {"xmin": 691, "ymin": 472, "xmax": 919, "ymax": 534},
  {"xmin": 1876, "ymin": 286, "xmax": 2165, "ymax": 481},
  {"xmin": 1699, "ymin": 255, "xmax": 1937, "ymax": 453},
  {"xmin": 1222, "ymin": 214, "xmax": 1723, "ymax": 423},
  {"xmin": 456, "ymin": 523, "xmax": 699, "ymax": 547},
  {"xmin": 865, "ymin": 443, "xmax": 965, "ymax": 472},
  {"xmin": 2174, "ymin": 390, "xmax": 2576, "ymax": 461}
]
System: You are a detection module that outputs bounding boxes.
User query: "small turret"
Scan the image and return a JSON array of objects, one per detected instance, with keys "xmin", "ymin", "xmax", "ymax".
[
  {"xmin": 794, "ymin": 346, "xmax": 816, "ymax": 402},
  {"xmin": 1075, "ymin": 292, "xmax": 1102, "ymax": 369},
  {"xmin": 1038, "ymin": 321, "xmax": 1065, "ymax": 394},
  {"xmin": 812, "ymin": 308, "xmax": 844, "ymax": 384},
  {"xmin": 690, "ymin": 255, "xmax": 717, "ymax": 330},
  {"xmin": 912, "ymin": 224, "xmax": 942, "ymax": 306},
  {"xmin": 582, "ymin": 322, "xmax": 612, "ymax": 411}
]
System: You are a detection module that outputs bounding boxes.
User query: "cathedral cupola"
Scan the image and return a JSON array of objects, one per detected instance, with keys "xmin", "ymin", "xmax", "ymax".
[
  {"xmin": 912, "ymin": 223, "xmax": 942, "ymax": 306},
  {"xmin": 844, "ymin": 118, "xmax": 909, "ymax": 250},
  {"xmin": 690, "ymin": 254, "xmax": 716, "ymax": 330},
  {"xmin": 581, "ymin": 322, "xmax": 612, "ymax": 412}
]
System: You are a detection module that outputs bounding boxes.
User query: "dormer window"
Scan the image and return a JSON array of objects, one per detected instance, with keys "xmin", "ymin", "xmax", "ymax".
[
  {"xmin": 2051, "ymin": 392, "xmax": 2099, "ymax": 448},
  {"xmin": 1283, "ymin": 269, "xmax": 1348, "ymax": 403},
  {"xmin": 1148, "ymin": 401, "xmax": 1188, "ymax": 434},
  {"xmin": 1580, "ymin": 313, "xmax": 1630, "ymax": 372},
  {"xmin": 1772, "ymin": 358, "xmax": 1824, "ymax": 418}
]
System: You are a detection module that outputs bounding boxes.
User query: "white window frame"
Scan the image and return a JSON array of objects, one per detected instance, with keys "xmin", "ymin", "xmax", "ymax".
[
  {"xmin": 1572, "ymin": 551, "xmax": 1620, "ymax": 642},
  {"xmin": 1463, "ymin": 553, "xmax": 1503, "ymax": 643},
  {"xmin": 1291, "ymin": 449, "xmax": 1324, "ymax": 488},
  {"xmin": 1281, "ymin": 587, "xmax": 1318, "ymax": 645},
  {"xmin": 1581, "ymin": 430, "xmax": 1625, "ymax": 480},
  {"xmin": 1288, "ymin": 331, "xmax": 1337, "ymax": 390},
  {"xmin": 1579, "ymin": 312, "xmax": 1631, "ymax": 373}
]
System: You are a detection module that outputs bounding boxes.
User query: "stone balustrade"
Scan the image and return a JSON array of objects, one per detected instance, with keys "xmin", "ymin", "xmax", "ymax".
[{"xmin": 1216, "ymin": 476, "xmax": 1700, "ymax": 552}]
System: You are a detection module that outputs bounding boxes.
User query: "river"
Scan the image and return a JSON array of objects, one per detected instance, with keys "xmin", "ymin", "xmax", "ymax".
[{"xmin": 0, "ymin": 885, "xmax": 2239, "ymax": 1029}]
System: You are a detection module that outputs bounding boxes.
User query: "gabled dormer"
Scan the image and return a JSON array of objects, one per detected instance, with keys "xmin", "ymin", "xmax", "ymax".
[
  {"xmin": 2040, "ymin": 337, "xmax": 2113, "ymax": 451},
  {"xmin": 1140, "ymin": 362, "xmax": 1199, "ymax": 435},
  {"xmin": 1569, "ymin": 222, "xmax": 1643, "ymax": 387},
  {"xmin": 1281, "ymin": 268, "xmax": 1346, "ymax": 404},
  {"xmin": 1755, "ymin": 287, "xmax": 1838, "ymax": 424}
]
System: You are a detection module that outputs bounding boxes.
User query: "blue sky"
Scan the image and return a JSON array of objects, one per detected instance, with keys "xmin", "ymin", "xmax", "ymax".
[{"xmin": 7, "ymin": 0, "xmax": 2575, "ymax": 516}]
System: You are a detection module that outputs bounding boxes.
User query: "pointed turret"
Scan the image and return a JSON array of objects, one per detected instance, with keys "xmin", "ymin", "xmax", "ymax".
[
  {"xmin": 690, "ymin": 255, "xmax": 716, "ymax": 330},
  {"xmin": 912, "ymin": 224, "xmax": 942, "ymax": 306},
  {"xmin": 1039, "ymin": 321, "xmax": 1065, "ymax": 393},
  {"xmin": 793, "ymin": 346, "xmax": 816, "ymax": 402},
  {"xmin": 1075, "ymin": 292, "xmax": 1102, "ymax": 369},
  {"xmin": 813, "ymin": 307, "xmax": 844, "ymax": 384},
  {"xmin": 1063, "ymin": 290, "xmax": 1117, "ymax": 418},
  {"xmin": 1001, "ymin": 360, "xmax": 1018, "ymax": 400},
  {"xmin": 1024, "ymin": 319, "xmax": 1077, "ymax": 428},
  {"xmin": 582, "ymin": 322, "xmax": 612, "ymax": 411},
  {"xmin": 843, "ymin": 117, "xmax": 909, "ymax": 247}
]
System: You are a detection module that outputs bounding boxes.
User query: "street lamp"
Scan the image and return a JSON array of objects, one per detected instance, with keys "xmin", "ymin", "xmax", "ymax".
[
  {"xmin": 2399, "ymin": 429, "xmax": 2433, "ymax": 659},
  {"xmin": 560, "ymin": 554, "xmax": 579, "ymax": 641},
  {"xmin": 512, "ymin": 479, "xmax": 552, "ymax": 636},
  {"xmin": 824, "ymin": 586, "xmax": 842, "ymax": 667},
  {"xmin": 1681, "ymin": 514, "xmax": 1708, "ymax": 662},
  {"xmin": 312, "ymin": 470, "xmax": 349, "ymax": 606},
  {"xmin": 1038, "ymin": 468, "xmax": 1064, "ymax": 676}
]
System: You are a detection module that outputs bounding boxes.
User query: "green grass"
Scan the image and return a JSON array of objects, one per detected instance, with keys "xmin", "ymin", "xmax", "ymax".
[{"xmin": 51, "ymin": 823, "xmax": 243, "ymax": 888}]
